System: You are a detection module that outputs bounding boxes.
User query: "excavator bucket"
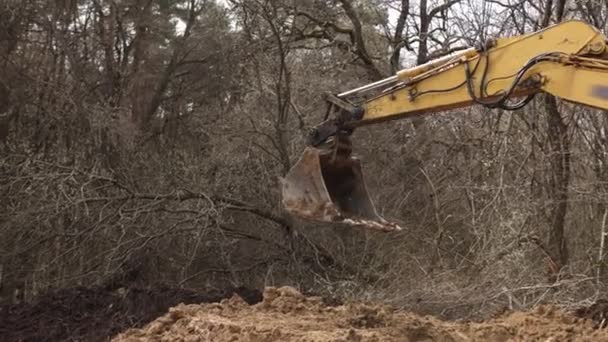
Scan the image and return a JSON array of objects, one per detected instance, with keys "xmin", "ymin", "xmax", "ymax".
[{"xmin": 280, "ymin": 147, "xmax": 402, "ymax": 232}]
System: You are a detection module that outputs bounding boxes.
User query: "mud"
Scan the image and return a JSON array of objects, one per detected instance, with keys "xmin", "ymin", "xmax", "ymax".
[
  {"xmin": 113, "ymin": 286, "xmax": 608, "ymax": 342},
  {"xmin": 0, "ymin": 285, "xmax": 262, "ymax": 342}
]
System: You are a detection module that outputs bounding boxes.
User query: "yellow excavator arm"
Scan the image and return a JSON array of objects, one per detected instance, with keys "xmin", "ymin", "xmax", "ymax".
[{"xmin": 281, "ymin": 20, "xmax": 608, "ymax": 232}]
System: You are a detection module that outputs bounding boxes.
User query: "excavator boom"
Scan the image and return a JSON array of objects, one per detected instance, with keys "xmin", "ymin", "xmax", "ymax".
[{"xmin": 281, "ymin": 20, "xmax": 608, "ymax": 232}]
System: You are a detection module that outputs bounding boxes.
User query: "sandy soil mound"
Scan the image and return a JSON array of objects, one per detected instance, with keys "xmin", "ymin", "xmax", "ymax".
[{"xmin": 113, "ymin": 286, "xmax": 608, "ymax": 342}]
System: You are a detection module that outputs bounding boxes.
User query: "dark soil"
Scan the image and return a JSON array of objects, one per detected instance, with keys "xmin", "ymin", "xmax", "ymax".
[
  {"xmin": 0, "ymin": 284, "xmax": 262, "ymax": 342},
  {"xmin": 575, "ymin": 299, "xmax": 608, "ymax": 328}
]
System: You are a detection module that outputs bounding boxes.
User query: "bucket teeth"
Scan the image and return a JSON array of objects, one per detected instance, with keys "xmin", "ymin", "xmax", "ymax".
[{"xmin": 280, "ymin": 147, "xmax": 402, "ymax": 232}]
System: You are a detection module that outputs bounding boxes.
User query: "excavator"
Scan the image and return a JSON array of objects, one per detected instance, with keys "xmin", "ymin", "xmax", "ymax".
[{"xmin": 280, "ymin": 20, "xmax": 608, "ymax": 232}]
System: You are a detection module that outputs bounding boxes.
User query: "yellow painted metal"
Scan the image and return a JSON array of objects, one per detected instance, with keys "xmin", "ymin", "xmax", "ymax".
[
  {"xmin": 359, "ymin": 20, "xmax": 608, "ymax": 125},
  {"xmin": 280, "ymin": 20, "xmax": 608, "ymax": 232},
  {"xmin": 396, "ymin": 48, "xmax": 477, "ymax": 80},
  {"xmin": 541, "ymin": 64, "xmax": 608, "ymax": 110}
]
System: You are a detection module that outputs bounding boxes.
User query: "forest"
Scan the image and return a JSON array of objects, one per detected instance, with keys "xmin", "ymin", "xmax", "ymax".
[{"xmin": 2, "ymin": 0, "xmax": 608, "ymax": 338}]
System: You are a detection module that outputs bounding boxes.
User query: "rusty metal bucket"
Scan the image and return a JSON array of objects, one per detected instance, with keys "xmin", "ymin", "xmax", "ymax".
[{"xmin": 280, "ymin": 147, "xmax": 401, "ymax": 232}]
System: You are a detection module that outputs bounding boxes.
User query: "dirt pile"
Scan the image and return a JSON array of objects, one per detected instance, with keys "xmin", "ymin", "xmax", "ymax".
[{"xmin": 113, "ymin": 286, "xmax": 608, "ymax": 342}]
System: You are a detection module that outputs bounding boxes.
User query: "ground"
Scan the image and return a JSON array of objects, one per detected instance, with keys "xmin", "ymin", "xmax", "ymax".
[
  {"xmin": 114, "ymin": 286, "xmax": 608, "ymax": 342},
  {"xmin": 3, "ymin": 285, "xmax": 608, "ymax": 341},
  {"xmin": 0, "ymin": 285, "xmax": 262, "ymax": 342}
]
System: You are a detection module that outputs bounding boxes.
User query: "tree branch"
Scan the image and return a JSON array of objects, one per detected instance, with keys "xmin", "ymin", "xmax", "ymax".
[{"xmin": 337, "ymin": 0, "xmax": 384, "ymax": 80}]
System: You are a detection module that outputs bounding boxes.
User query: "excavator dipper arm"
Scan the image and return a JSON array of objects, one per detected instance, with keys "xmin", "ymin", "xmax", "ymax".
[{"xmin": 282, "ymin": 20, "xmax": 608, "ymax": 232}]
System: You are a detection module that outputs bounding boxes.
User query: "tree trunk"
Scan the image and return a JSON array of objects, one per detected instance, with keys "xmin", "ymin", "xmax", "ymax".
[
  {"xmin": 544, "ymin": 94, "xmax": 570, "ymax": 271},
  {"xmin": 542, "ymin": 0, "xmax": 570, "ymax": 275}
]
